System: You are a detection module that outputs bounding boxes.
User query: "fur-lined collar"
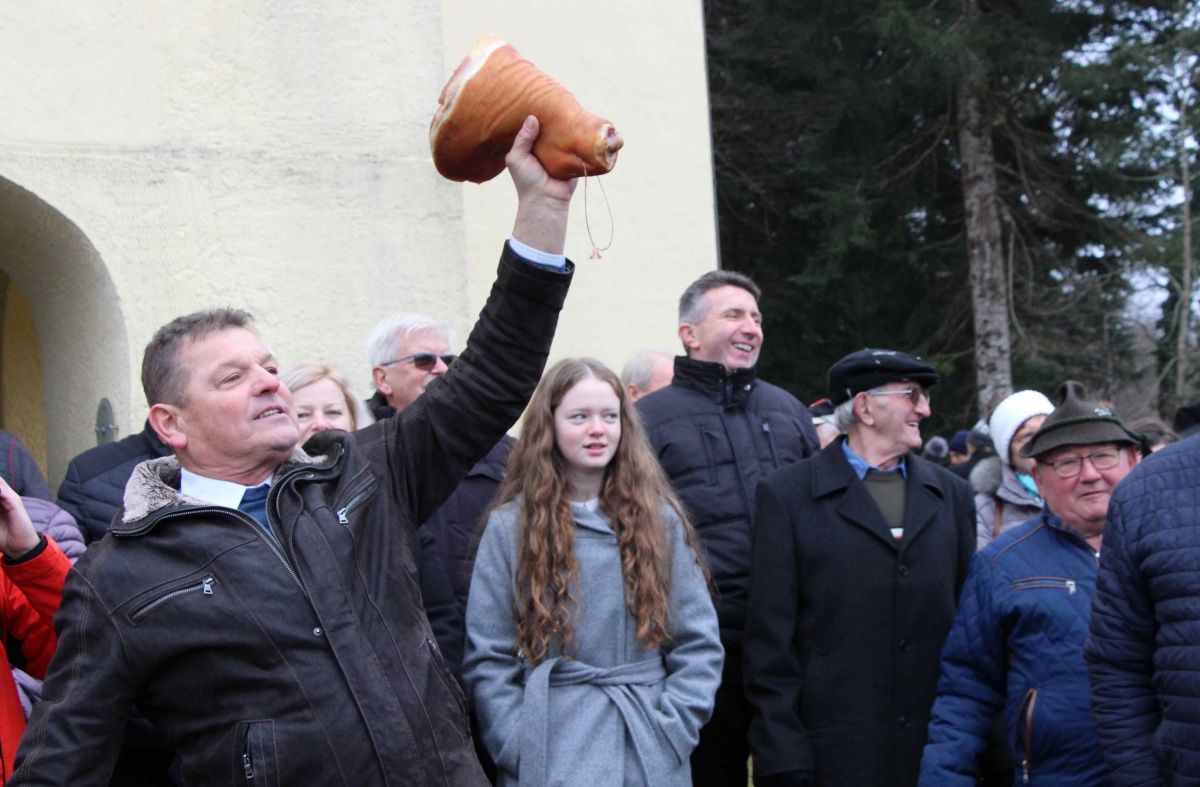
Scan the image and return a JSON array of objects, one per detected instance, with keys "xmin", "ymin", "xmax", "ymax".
[
  {"xmin": 121, "ymin": 447, "xmax": 327, "ymax": 525},
  {"xmin": 969, "ymin": 455, "xmax": 1037, "ymax": 506}
]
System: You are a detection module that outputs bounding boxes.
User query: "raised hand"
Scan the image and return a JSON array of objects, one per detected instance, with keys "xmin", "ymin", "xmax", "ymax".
[
  {"xmin": 508, "ymin": 116, "xmax": 577, "ymax": 255},
  {"xmin": 0, "ymin": 476, "xmax": 41, "ymax": 558}
]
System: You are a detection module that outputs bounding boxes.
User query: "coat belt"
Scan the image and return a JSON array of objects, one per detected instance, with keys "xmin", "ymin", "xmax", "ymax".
[{"xmin": 519, "ymin": 656, "xmax": 668, "ymax": 787}]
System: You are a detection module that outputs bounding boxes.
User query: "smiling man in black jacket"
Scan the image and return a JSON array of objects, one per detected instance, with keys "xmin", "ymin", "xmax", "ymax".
[
  {"xmin": 12, "ymin": 116, "xmax": 575, "ymax": 787},
  {"xmin": 636, "ymin": 270, "xmax": 819, "ymax": 787}
]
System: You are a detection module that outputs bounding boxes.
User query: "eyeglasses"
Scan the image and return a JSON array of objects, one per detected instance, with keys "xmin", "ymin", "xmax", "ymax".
[
  {"xmin": 867, "ymin": 387, "xmax": 930, "ymax": 406},
  {"xmin": 379, "ymin": 353, "xmax": 457, "ymax": 371},
  {"xmin": 1041, "ymin": 448, "xmax": 1121, "ymax": 479}
]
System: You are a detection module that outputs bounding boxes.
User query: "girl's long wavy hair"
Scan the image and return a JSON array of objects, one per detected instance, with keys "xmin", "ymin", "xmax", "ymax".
[{"xmin": 491, "ymin": 358, "xmax": 706, "ymax": 665}]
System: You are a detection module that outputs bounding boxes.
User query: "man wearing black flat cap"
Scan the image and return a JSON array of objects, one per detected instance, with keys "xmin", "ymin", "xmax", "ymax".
[{"xmin": 745, "ymin": 348, "xmax": 976, "ymax": 787}]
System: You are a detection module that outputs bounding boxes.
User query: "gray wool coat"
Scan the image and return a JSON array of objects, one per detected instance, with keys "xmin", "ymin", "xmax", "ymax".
[{"xmin": 463, "ymin": 499, "xmax": 723, "ymax": 787}]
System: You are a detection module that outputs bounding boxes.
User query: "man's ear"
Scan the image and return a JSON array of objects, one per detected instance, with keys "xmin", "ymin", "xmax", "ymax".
[
  {"xmin": 371, "ymin": 367, "xmax": 392, "ymax": 397},
  {"xmin": 626, "ymin": 382, "xmax": 641, "ymax": 403},
  {"xmin": 853, "ymin": 393, "xmax": 875, "ymax": 427},
  {"xmin": 678, "ymin": 323, "xmax": 700, "ymax": 354},
  {"xmin": 148, "ymin": 403, "xmax": 188, "ymax": 451},
  {"xmin": 1030, "ymin": 463, "xmax": 1047, "ymax": 496},
  {"xmin": 1127, "ymin": 446, "xmax": 1142, "ymax": 469}
]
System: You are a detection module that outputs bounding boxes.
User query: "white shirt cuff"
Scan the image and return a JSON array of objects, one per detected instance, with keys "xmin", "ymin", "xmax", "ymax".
[{"xmin": 508, "ymin": 236, "xmax": 566, "ymax": 270}]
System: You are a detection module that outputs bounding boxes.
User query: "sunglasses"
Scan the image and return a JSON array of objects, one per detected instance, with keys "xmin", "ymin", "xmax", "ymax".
[
  {"xmin": 379, "ymin": 353, "xmax": 457, "ymax": 371},
  {"xmin": 866, "ymin": 386, "xmax": 931, "ymax": 406}
]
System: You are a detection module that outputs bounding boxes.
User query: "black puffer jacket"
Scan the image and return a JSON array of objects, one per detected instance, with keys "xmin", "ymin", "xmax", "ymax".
[
  {"xmin": 367, "ymin": 395, "xmax": 514, "ymax": 682},
  {"xmin": 367, "ymin": 392, "xmax": 513, "ymax": 615},
  {"xmin": 636, "ymin": 357, "xmax": 818, "ymax": 644},
  {"xmin": 1087, "ymin": 436, "xmax": 1200, "ymax": 784},
  {"xmin": 56, "ymin": 422, "xmax": 173, "ymax": 543},
  {"xmin": 12, "ymin": 247, "xmax": 571, "ymax": 786}
]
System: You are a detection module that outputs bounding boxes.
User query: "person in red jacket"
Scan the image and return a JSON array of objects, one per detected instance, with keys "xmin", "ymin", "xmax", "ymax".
[{"xmin": 0, "ymin": 474, "xmax": 71, "ymax": 779}]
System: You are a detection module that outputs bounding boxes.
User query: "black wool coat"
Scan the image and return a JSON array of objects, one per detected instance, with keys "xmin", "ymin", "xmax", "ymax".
[{"xmin": 745, "ymin": 438, "xmax": 976, "ymax": 787}]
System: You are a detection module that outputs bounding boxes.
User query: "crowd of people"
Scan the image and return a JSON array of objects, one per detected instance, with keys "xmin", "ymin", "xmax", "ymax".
[{"xmin": 0, "ymin": 119, "xmax": 1195, "ymax": 786}]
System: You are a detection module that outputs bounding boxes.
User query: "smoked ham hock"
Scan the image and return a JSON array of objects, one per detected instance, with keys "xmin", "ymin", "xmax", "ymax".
[{"xmin": 430, "ymin": 35, "xmax": 623, "ymax": 183}]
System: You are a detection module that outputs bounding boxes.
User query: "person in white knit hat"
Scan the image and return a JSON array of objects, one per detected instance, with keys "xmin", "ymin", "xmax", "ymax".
[{"xmin": 971, "ymin": 390, "xmax": 1054, "ymax": 550}]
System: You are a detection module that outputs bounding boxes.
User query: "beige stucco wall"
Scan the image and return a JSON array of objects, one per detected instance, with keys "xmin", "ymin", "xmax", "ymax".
[
  {"xmin": 441, "ymin": 3, "xmax": 719, "ymax": 367},
  {"xmin": 0, "ymin": 1, "xmax": 717, "ymax": 486}
]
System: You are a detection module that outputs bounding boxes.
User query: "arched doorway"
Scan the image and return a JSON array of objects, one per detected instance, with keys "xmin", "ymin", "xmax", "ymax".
[{"xmin": 0, "ymin": 175, "xmax": 130, "ymax": 488}]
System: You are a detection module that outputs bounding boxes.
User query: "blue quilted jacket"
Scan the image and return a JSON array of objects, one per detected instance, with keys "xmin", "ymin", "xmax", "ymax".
[
  {"xmin": 920, "ymin": 511, "xmax": 1111, "ymax": 786},
  {"xmin": 1086, "ymin": 437, "xmax": 1200, "ymax": 785}
]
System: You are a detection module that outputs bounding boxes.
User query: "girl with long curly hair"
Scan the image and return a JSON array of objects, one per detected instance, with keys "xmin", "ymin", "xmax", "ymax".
[{"xmin": 463, "ymin": 358, "xmax": 723, "ymax": 787}]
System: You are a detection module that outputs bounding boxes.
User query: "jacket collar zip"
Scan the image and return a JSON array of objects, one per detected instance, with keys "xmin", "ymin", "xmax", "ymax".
[{"xmin": 672, "ymin": 356, "xmax": 758, "ymax": 408}]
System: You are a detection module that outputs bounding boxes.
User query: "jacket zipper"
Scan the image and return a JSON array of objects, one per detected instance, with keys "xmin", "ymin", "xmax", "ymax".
[
  {"xmin": 123, "ymin": 506, "xmax": 309, "ymax": 601},
  {"xmin": 762, "ymin": 419, "xmax": 782, "ymax": 467},
  {"xmin": 242, "ymin": 724, "xmax": 255, "ymax": 783},
  {"xmin": 1011, "ymin": 577, "xmax": 1076, "ymax": 595},
  {"xmin": 1016, "ymin": 687, "xmax": 1037, "ymax": 783},
  {"xmin": 335, "ymin": 485, "xmax": 375, "ymax": 525},
  {"xmin": 131, "ymin": 576, "xmax": 216, "ymax": 622}
]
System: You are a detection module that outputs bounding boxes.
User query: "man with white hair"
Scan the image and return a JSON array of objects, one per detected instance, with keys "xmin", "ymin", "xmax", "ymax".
[
  {"xmin": 746, "ymin": 348, "xmax": 975, "ymax": 787},
  {"xmin": 620, "ymin": 348, "xmax": 674, "ymax": 402}
]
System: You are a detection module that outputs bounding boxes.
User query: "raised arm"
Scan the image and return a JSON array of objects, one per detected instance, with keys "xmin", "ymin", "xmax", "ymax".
[
  {"xmin": 509, "ymin": 115, "xmax": 576, "ymax": 254},
  {"xmin": 370, "ymin": 116, "xmax": 576, "ymax": 528},
  {"xmin": 0, "ymin": 478, "xmax": 73, "ymax": 680},
  {"xmin": 0, "ymin": 475, "xmax": 43, "ymax": 560}
]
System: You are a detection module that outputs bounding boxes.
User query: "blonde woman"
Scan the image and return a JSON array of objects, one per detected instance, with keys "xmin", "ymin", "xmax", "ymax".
[{"xmin": 283, "ymin": 363, "xmax": 371, "ymax": 442}]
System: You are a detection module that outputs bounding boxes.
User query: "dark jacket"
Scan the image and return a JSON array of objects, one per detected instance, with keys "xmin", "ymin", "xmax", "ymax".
[
  {"xmin": 367, "ymin": 392, "xmax": 513, "ymax": 615},
  {"xmin": 12, "ymin": 246, "xmax": 571, "ymax": 786},
  {"xmin": 0, "ymin": 432, "xmax": 52, "ymax": 503},
  {"xmin": 636, "ymin": 357, "xmax": 818, "ymax": 651},
  {"xmin": 744, "ymin": 438, "xmax": 975, "ymax": 787},
  {"xmin": 56, "ymin": 422, "xmax": 173, "ymax": 543},
  {"xmin": 366, "ymin": 394, "xmax": 514, "ymax": 682},
  {"xmin": 1086, "ymin": 436, "xmax": 1200, "ymax": 785},
  {"xmin": 920, "ymin": 512, "xmax": 1110, "ymax": 786}
]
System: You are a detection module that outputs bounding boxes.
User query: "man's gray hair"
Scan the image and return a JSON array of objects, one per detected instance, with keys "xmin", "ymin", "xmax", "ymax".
[
  {"xmin": 621, "ymin": 349, "xmax": 674, "ymax": 390},
  {"xmin": 142, "ymin": 308, "xmax": 257, "ymax": 408},
  {"xmin": 365, "ymin": 313, "xmax": 455, "ymax": 371},
  {"xmin": 833, "ymin": 398, "xmax": 860, "ymax": 433},
  {"xmin": 834, "ymin": 385, "xmax": 911, "ymax": 433},
  {"xmin": 678, "ymin": 270, "xmax": 762, "ymax": 325}
]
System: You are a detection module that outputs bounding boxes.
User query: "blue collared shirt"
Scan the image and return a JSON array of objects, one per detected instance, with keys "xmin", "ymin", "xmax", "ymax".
[{"xmin": 841, "ymin": 440, "xmax": 908, "ymax": 480}]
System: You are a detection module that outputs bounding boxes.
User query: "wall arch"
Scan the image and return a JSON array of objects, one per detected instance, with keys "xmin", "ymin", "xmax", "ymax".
[{"xmin": 0, "ymin": 174, "xmax": 130, "ymax": 486}]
